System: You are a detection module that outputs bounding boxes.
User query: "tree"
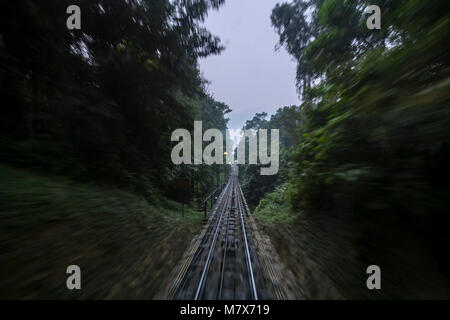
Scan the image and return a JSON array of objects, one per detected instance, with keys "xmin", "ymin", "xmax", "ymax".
[{"xmin": 0, "ymin": 0, "xmax": 228, "ymax": 202}]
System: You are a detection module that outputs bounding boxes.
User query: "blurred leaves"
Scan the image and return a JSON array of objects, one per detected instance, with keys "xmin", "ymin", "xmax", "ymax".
[
  {"xmin": 0, "ymin": 0, "xmax": 230, "ymax": 202},
  {"xmin": 250, "ymin": 0, "xmax": 450, "ymax": 298}
]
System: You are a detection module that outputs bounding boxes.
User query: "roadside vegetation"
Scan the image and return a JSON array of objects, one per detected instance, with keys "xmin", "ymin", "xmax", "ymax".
[
  {"xmin": 241, "ymin": 0, "xmax": 450, "ymax": 298},
  {"xmin": 0, "ymin": 164, "xmax": 204, "ymax": 298},
  {"xmin": 0, "ymin": 0, "xmax": 228, "ymax": 298}
]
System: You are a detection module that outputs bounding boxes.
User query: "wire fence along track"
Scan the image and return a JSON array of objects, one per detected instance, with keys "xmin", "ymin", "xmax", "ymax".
[{"xmin": 172, "ymin": 176, "xmax": 262, "ymax": 300}]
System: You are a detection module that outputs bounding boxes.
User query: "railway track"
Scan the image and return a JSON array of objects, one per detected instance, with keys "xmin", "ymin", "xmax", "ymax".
[{"xmin": 170, "ymin": 170, "xmax": 270, "ymax": 300}]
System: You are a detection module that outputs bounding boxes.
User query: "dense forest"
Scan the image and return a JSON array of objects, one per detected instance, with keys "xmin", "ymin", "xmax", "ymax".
[
  {"xmin": 0, "ymin": 0, "xmax": 231, "ymax": 204},
  {"xmin": 0, "ymin": 0, "xmax": 230, "ymax": 298},
  {"xmin": 240, "ymin": 0, "xmax": 450, "ymax": 298}
]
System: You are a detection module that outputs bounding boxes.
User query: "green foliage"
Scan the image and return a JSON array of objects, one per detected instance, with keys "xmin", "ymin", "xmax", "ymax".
[
  {"xmin": 249, "ymin": 0, "xmax": 450, "ymax": 298},
  {"xmin": 253, "ymin": 184, "xmax": 293, "ymax": 225},
  {"xmin": 0, "ymin": 0, "xmax": 229, "ymax": 202},
  {"xmin": 239, "ymin": 106, "xmax": 302, "ymax": 208}
]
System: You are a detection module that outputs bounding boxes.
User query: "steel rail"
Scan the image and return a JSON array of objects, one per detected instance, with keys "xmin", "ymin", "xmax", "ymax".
[
  {"xmin": 217, "ymin": 183, "xmax": 233, "ymax": 300},
  {"xmin": 238, "ymin": 183, "xmax": 285, "ymax": 300},
  {"xmin": 194, "ymin": 179, "xmax": 233, "ymax": 300},
  {"xmin": 191, "ymin": 180, "xmax": 230, "ymax": 263},
  {"xmin": 170, "ymin": 180, "xmax": 230, "ymax": 299},
  {"xmin": 236, "ymin": 182, "xmax": 258, "ymax": 300}
]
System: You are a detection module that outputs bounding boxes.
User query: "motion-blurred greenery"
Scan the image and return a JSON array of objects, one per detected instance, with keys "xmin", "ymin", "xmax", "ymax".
[
  {"xmin": 240, "ymin": 0, "xmax": 450, "ymax": 298},
  {"xmin": 0, "ymin": 0, "xmax": 229, "ymax": 298},
  {"xmin": 0, "ymin": 165, "xmax": 204, "ymax": 298}
]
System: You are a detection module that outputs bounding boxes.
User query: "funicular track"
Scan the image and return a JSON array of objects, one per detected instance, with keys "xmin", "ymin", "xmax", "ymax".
[{"xmin": 171, "ymin": 172, "xmax": 270, "ymax": 300}]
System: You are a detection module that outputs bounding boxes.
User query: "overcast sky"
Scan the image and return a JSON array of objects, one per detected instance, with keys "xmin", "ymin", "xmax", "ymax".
[{"xmin": 199, "ymin": 0, "xmax": 299, "ymax": 130}]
